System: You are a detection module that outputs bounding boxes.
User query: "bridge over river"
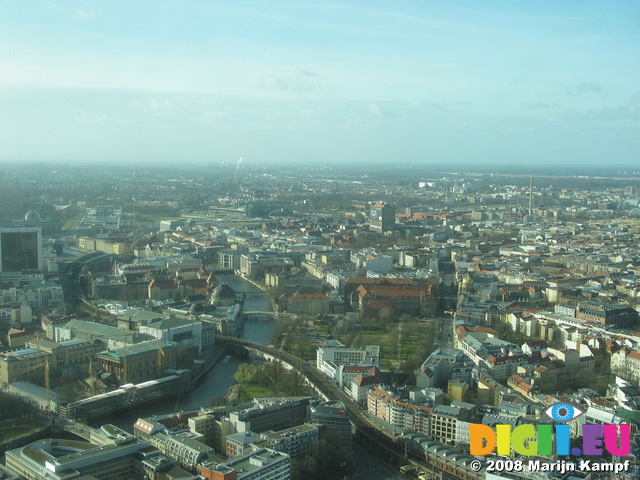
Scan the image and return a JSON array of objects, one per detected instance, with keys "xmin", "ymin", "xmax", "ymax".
[
  {"xmin": 215, "ymin": 336, "xmax": 482, "ymax": 480},
  {"xmin": 58, "ymin": 334, "xmax": 481, "ymax": 480}
]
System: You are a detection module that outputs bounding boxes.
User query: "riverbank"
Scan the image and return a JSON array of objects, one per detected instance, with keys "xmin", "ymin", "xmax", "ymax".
[
  {"xmin": 233, "ymin": 271, "xmax": 279, "ymax": 313},
  {"xmin": 226, "ymin": 360, "xmax": 313, "ymax": 403},
  {"xmin": 233, "ymin": 271, "xmax": 267, "ymax": 290},
  {"xmin": 76, "ymin": 274, "xmax": 276, "ymax": 429},
  {"xmin": 190, "ymin": 347, "xmax": 229, "ymax": 385}
]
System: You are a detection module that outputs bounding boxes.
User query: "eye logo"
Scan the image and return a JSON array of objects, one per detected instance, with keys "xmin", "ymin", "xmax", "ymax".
[{"xmin": 545, "ymin": 402, "xmax": 585, "ymax": 422}]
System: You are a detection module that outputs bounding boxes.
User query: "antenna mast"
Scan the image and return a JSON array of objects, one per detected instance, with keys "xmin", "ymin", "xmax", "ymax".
[{"xmin": 529, "ymin": 174, "xmax": 533, "ymax": 216}]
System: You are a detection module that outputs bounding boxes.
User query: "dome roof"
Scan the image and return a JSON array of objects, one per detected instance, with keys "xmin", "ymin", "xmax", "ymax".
[
  {"xmin": 24, "ymin": 210, "xmax": 42, "ymax": 222},
  {"xmin": 189, "ymin": 303, "xmax": 205, "ymax": 314},
  {"xmin": 212, "ymin": 284, "xmax": 236, "ymax": 306},
  {"xmin": 213, "ymin": 284, "xmax": 236, "ymax": 298}
]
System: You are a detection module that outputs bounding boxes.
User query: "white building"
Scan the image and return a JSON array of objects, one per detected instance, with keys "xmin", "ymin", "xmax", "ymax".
[
  {"xmin": 0, "ymin": 283, "xmax": 64, "ymax": 309},
  {"xmin": 201, "ymin": 448, "xmax": 290, "ymax": 480},
  {"xmin": 416, "ymin": 349, "xmax": 472, "ymax": 389},
  {"xmin": 140, "ymin": 317, "xmax": 203, "ymax": 355},
  {"xmin": 0, "ymin": 304, "xmax": 33, "ymax": 326},
  {"xmin": 456, "ymin": 419, "xmax": 472, "ymax": 446},
  {"xmin": 350, "ymin": 374, "xmax": 380, "ymax": 405},
  {"xmin": 338, "ymin": 364, "xmax": 380, "ymax": 389},
  {"xmin": 350, "ymin": 251, "xmax": 394, "ymax": 274},
  {"xmin": 611, "ymin": 348, "xmax": 640, "ymax": 384},
  {"xmin": 316, "ymin": 344, "xmax": 381, "ymax": 370},
  {"xmin": 259, "ymin": 424, "xmax": 319, "ymax": 460},
  {"xmin": 160, "ymin": 433, "xmax": 213, "ymax": 471}
]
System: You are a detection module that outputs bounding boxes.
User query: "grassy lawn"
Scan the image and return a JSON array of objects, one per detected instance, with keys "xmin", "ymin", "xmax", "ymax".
[
  {"xmin": 242, "ymin": 383, "xmax": 274, "ymax": 398},
  {"xmin": 339, "ymin": 321, "xmax": 437, "ymax": 372},
  {"xmin": 349, "ymin": 329, "xmax": 392, "ymax": 350},
  {"xmin": 0, "ymin": 426, "xmax": 39, "ymax": 443},
  {"xmin": 235, "ymin": 361, "xmax": 314, "ymax": 402},
  {"xmin": 274, "ymin": 315, "xmax": 438, "ymax": 376}
]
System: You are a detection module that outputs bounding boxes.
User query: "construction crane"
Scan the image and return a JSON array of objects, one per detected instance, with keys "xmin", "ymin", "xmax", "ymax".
[
  {"xmin": 156, "ymin": 344, "xmax": 165, "ymax": 371},
  {"xmin": 88, "ymin": 358, "xmax": 96, "ymax": 396},
  {"xmin": 24, "ymin": 359, "xmax": 51, "ymax": 411},
  {"xmin": 120, "ymin": 330, "xmax": 135, "ymax": 385},
  {"xmin": 445, "ymin": 310, "xmax": 489, "ymax": 322},
  {"xmin": 29, "ymin": 334, "xmax": 52, "ymax": 410}
]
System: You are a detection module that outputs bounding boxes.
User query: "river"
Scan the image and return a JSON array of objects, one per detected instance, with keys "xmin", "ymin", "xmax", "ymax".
[
  {"xmin": 91, "ymin": 273, "xmax": 274, "ymax": 430},
  {"xmin": 170, "ymin": 274, "xmax": 274, "ymax": 411}
]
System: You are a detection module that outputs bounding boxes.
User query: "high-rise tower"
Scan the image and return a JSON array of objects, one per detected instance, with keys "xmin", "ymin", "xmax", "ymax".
[
  {"xmin": 529, "ymin": 174, "xmax": 533, "ymax": 216},
  {"xmin": 369, "ymin": 203, "xmax": 396, "ymax": 233},
  {"xmin": 0, "ymin": 227, "xmax": 43, "ymax": 272}
]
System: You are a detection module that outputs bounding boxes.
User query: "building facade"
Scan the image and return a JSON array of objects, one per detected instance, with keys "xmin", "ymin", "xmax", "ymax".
[
  {"xmin": 0, "ymin": 227, "xmax": 43, "ymax": 273},
  {"xmin": 97, "ymin": 340, "xmax": 177, "ymax": 384},
  {"xmin": 200, "ymin": 448, "xmax": 290, "ymax": 480},
  {"xmin": 5, "ymin": 437, "xmax": 150, "ymax": 480},
  {"xmin": 310, "ymin": 400, "xmax": 352, "ymax": 460},
  {"xmin": 369, "ymin": 203, "xmax": 396, "ymax": 233}
]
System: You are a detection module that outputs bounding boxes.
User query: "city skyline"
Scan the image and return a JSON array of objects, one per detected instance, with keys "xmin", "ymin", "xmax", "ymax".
[{"xmin": 1, "ymin": 1, "xmax": 639, "ymax": 166}]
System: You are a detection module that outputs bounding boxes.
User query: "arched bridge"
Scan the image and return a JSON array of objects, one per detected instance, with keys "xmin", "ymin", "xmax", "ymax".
[
  {"xmin": 215, "ymin": 335, "xmax": 391, "ymax": 441},
  {"xmin": 215, "ymin": 335, "xmax": 318, "ymax": 389},
  {"xmin": 214, "ymin": 336, "xmax": 480, "ymax": 480}
]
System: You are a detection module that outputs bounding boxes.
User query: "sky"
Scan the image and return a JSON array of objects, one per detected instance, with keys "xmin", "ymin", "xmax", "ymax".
[{"xmin": 0, "ymin": 1, "xmax": 639, "ymax": 167}]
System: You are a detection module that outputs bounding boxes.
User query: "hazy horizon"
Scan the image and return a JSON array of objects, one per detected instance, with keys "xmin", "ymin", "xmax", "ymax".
[{"xmin": 1, "ymin": 1, "xmax": 639, "ymax": 166}]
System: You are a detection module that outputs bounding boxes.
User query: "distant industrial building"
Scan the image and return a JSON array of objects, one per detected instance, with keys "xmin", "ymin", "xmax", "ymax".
[
  {"xmin": 76, "ymin": 206, "xmax": 122, "ymax": 237},
  {"xmin": 160, "ymin": 219, "xmax": 183, "ymax": 232},
  {"xmin": 576, "ymin": 300, "xmax": 639, "ymax": 327},
  {"xmin": 245, "ymin": 200, "xmax": 293, "ymax": 218}
]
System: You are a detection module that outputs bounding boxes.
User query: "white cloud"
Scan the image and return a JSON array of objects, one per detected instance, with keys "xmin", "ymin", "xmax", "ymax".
[
  {"xmin": 73, "ymin": 109, "xmax": 107, "ymax": 124},
  {"xmin": 557, "ymin": 105, "xmax": 639, "ymax": 122},
  {"xmin": 262, "ymin": 75, "xmax": 316, "ymax": 92},
  {"xmin": 369, "ymin": 103, "xmax": 396, "ymax": 119},
  {"xmin": 525, "ymin": 101, "xmax": 552, "ymax": 110},
  {"xmin": 73, "ymin": 9, "xmax": 97, "ymax": 19},
  {"xmin": 296, "ymin": 69, "xmax": 322, "ymax": 78},
  {"xmin": 127, "ymin": 98, "xmax": 178, "ymax": 117},
  {"xmin": 576, "ymin": 82, "xmax": 602, "ymax": 93}
]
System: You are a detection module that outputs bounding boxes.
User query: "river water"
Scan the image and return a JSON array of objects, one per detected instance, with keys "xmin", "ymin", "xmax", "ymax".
[
  {"xmin": 171, "ymin": 274, "xmax": 274, "ymax": 411},
  {"xmin": 93, "ymin": 274, "xmax": 274, "ymax": 430}
]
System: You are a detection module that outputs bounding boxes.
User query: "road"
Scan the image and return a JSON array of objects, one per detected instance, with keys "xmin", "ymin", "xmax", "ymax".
[
  {"xmin": 437, "ymin": 316, "xmax": 453, "ymax": 348},
  {"xmin": 218, "ymin": 335, "xmax": 481, "ymax": 480},
  {"xmin": 351, "ymin": 442, "xmax": 405, "ymax": 480},
  {"xmin": 217, "ymin": 337, "xmax": 414, "ymax": 465}
]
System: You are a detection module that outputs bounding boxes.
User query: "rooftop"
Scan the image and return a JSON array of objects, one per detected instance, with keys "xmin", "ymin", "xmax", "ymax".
[{"xmin": 99, "ymin": 340, "xmax": 176, "ymax": 360}]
